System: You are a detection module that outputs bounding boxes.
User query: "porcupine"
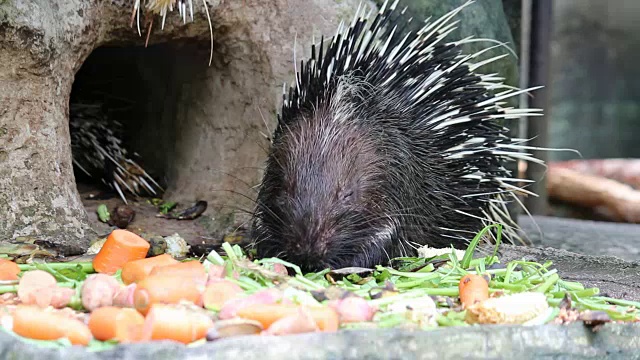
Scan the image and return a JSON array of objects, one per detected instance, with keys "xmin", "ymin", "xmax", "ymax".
[
  {"xmin": 69, "ymin": 102, "xmax": 163, "ymax": 204},
  {"xmin": 249, "ymin": 0, "xmax": 546, "ymax": 272}
]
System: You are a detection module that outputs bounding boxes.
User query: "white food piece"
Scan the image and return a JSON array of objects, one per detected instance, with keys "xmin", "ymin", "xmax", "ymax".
[
  {"xmin": 417, "ymin": 246, "xmax": 466, "ymax": 260},
  {"xmin": 165, "ymin": 233, "xmax": 190, "ymax": 258},
  {"xmin": 465, "ymin": 292, "xmax": 549, "ymax": 325},
  {"xmin": 385, "ymin": 296, "xmax": 438, "ymax": 327},
  {"xmin": 0, "ymin": 312, "xmax": 13, "ymax": 331},
  {"xmin": 85, "ymin": 238, "xmax": 107, "ymax": 255}
]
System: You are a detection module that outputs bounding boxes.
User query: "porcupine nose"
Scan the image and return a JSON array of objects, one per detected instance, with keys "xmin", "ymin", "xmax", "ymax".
[{"xmin": 290, "ymin": 232, "xmax": 330, "ymax": 271}]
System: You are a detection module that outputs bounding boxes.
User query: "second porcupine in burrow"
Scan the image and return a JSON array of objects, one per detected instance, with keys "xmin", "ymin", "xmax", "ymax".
[
  {"xmin": 249, "ymin": 0, "xmax": 547, "ymax": 272},
  {"xmin": 69, "ymin": 102, "xmax": 164, "ymax": 204}
]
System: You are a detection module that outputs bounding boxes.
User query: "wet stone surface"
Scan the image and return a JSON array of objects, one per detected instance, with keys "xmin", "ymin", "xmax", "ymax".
[{"xmin": 1, "ymin": 323, "xmax": 640, "ymax": 359}]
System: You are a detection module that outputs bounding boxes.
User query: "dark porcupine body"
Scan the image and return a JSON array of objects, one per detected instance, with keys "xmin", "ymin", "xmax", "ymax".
[
  {"xmin": 69, "ymin": 102, "xmax": 163, "ymax": 204},
  {"xmin": 250, "ymin": 0, "xmax": 543, "ymax": 272}
]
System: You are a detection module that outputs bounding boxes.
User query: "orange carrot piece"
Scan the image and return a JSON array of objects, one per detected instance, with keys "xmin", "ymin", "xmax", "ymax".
[
  {"xmin": 133, "ymin": 274, "xmax": 206, "ymax": 315},
  {"xmin": 0, "ymin": 258, "xmax": 20, "ymax": 281},
  {"xmin": 458, "ymin": 274, "xmax": 489, "ymax": 308},
  {"xmin": 12, "ymin": 305, "xmax": 92, "ymax": 346},
  {"xmin": 121, "ymin": 254, "xmax": 179, "ymax": 285},
  {"xmin": 141, "ymin": 304, "xmax": 213, "ymax": 344},
  {"xmin": 148, "ymin": 260, "xmax": 207, "ymax": 282},
  {"xmin": 237, "ymin": 304, "xmax": 339, "ymax": 332},
  {"xmin": 201, "ymin": 279, "xmax": 245, "ymax": 310},
  {"xmin": 88, "ymin": 306, "xmax": 145, "ymax": 343},
  {"xmin": 93, "ymin": 230, "xmax": 150, "ymax": 275},
  {"xmin": 264, "ymin": 307, "xmax": 320, "ymax": 335}
]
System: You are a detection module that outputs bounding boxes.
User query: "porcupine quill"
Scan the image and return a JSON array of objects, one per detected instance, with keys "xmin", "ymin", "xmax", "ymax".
[
  {"xmin": 69, "ymin": 102, "xmax": 163, "ymax": 204},
  {"xmin": 249, "ymin": 0, "xmax": 566, "ymax": 272}
]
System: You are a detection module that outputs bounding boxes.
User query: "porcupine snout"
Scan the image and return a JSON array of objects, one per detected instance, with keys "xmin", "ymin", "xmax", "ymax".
[{"xmin": 284, "ymin": 214, "xmax": 336, "ymax": 270}]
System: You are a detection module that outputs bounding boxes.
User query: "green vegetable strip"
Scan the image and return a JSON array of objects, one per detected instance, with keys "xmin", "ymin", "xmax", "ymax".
[
  {"xmin": 596, "ymin": 297, "xmax": 640, "ymax": 308},
  {"xmin": 557, "ymin": 280, "xmax": 585, "ymax": 291},
  {"xmin": 550, "ymin": 288, "xmax": 599, "ymax": 299},
  {"xmin": 18, "ymin": 262, "xmax": 94, "ymax": 273},
  {"xmin": 206, "ymin": 250, "xmax": 225, "ymax": 266},
  {"xmin": 0, "ymin": 285, "xmax": 18, "ymax": 294}
]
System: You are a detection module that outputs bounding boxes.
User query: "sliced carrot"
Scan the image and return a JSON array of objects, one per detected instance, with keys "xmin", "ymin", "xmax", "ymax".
[
  {"xmin": 88, "ymin": 306, "xmax": 145, "ymax": 343},
  {"xmin": 201, "ymin": 279, "xmax": 245, "ymax": 311},
  {"xmin": 148, "ymin": 260, "xmax": 207, "ymax": 282},
  {"xmin": 458, "ymin": 274, "xmax": 489, "ymax": 308},
  {"xmin": 133, "ymin": 274, "xmax": 206, "ymax": 315},
  {"xmin": 237, "ymin": 304, "xmax": 339, "ymax": 332},
  {"xmin": 142, "ymin": 304, "xmax": 213, "ymax": 344},
  {"xmin": 12, "ymin": 305, "xmax": 92, "ymax": 346},
  {"xmin": 93, "ymin": 229, "xmax": 150, "ymax": 275},
  {"xmin": 264, "ymin": 307, "xmax": 320, "ymax": 335},
  {"xmin": 121, "ymin": 254, "xmax": 179, "ymax": 285},
  {"xmin": 0, "ymin": 258, "xmax": 20, "ymax": 281}
]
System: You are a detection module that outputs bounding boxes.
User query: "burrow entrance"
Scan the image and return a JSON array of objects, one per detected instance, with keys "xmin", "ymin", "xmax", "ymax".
[{"xmin": 67, "ymin": 40, "xmax": 264, "ymax": 252}]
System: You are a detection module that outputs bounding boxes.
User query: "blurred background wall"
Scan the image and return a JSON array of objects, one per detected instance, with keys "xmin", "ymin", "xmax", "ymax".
[{"xmin": 549, "ymin": 0, "xmax": 640, "ymax": 161}]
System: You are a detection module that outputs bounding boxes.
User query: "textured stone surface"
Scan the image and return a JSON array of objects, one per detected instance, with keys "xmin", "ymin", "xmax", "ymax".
[
  {"xmin": 496, "ymin": 243, "xmax": 640, "ymax": 301},
  {"xmin": 0, "ymin": 1, "xmax": 104, "ymax": 254},
  {"xmin": 519, "ymin": 215, "xmax": 640, "ymax": 262},
  {"xmin": 2, "ymin": 322, "xmax": 640, "ymax": 359}
]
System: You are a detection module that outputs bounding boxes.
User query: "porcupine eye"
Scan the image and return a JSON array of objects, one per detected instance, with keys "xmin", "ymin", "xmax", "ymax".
[{"xmin": 339, "ymin": 188, "xmax": 354, "ymax": 202}]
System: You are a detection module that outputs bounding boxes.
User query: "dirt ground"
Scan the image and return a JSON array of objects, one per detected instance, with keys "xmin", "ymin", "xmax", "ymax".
[{"xmin": 76, "ymin": 182, "xmax": 248, "ymax": 257}]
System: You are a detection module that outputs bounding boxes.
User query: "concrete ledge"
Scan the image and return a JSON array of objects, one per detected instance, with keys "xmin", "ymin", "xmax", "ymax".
[{"xmin": 2, "ymin": 323, "xmax": 640, "ymax": 359}]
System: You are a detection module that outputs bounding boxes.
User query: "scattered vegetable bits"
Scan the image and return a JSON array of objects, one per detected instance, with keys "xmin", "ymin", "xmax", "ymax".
[{"xmin": 0, "ymin": 225, "xmax": 639, "ymax": 353}]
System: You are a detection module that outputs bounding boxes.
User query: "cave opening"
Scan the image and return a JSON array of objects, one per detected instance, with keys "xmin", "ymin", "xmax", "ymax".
[
  {"xmin": 70, "ymin": 43, "xmax": 179, "ymax": 198},
  {"xmin": 67, "ymin": 40, "xmax": 220, "ymax": 240}
]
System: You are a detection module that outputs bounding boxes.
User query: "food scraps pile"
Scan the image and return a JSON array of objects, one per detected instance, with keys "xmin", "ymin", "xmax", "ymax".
[{"xmin": 0, "ymin": 225, "xmax": 638, "ymax": 351}]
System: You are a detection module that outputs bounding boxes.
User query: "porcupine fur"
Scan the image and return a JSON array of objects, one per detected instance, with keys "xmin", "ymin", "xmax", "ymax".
[
  {"xmin": 69, "ymin": 102, "xmax": 163, "ymax": 204},
  {"xmin": 250, "ymin": 0, "xmax": 545, "ymax": 272}
]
